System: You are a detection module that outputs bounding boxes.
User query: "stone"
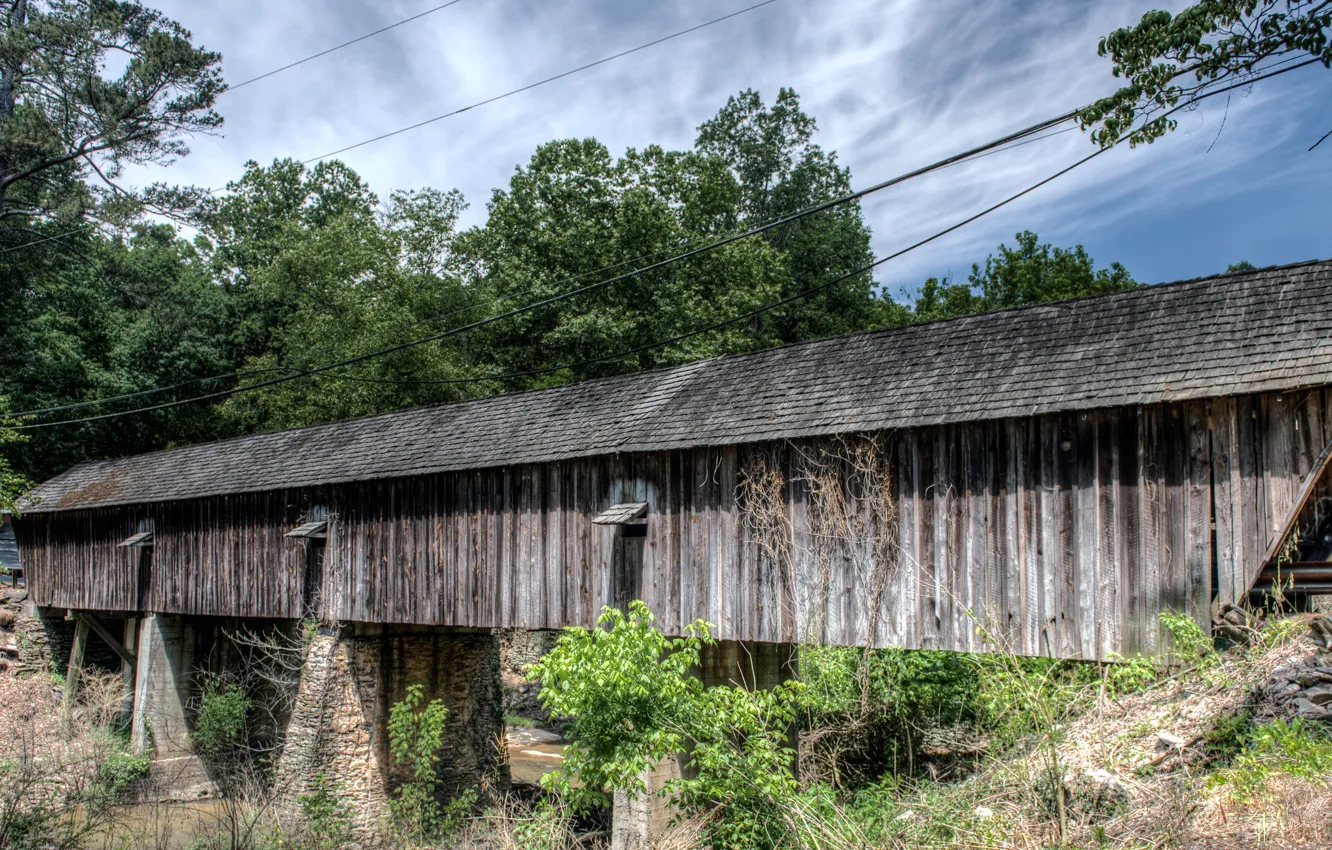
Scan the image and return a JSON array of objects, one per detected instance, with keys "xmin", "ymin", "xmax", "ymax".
[
  {"xmin": 1304, "ymin": 687, "xmax": 1332, "ymax": 707},
  {"xmin": 1292, "ymin": 698, "xmax": 1330, "ymax": 718},
  {"xmin": 1156, "ymin": 731, "xmax": 1185, "ymax": 749},
  {"xmin": 895, "ymin": 810, "xmax": 917, "ymax": 822}
]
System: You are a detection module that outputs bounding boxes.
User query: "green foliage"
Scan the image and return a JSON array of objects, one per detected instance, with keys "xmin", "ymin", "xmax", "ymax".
[
  {"xmin": 1080, "ymin": 1, "xmax": 1332, "ymax": 147},
  {"xmin": 1227, "ymin": 260, "xmax": 1257, "ymax": 272},
  {"xmin": 191, "ymin": 678, "xmax": 251, "ymax": 761},
  {"xmin": 1103, "ymin": 652, "xmax": 1159, "ymax": 698},
  {"xmin": 506, "ymin": 801, "xmax": 576, "ymax": 850},
  {"xmin": 910, "ymin": 231, "xmax": 1138, "ymax": 321},
  {"xmin": 386, "ymin": 683, "xmax": 466, "ymax": 845},
  {"xmin": 1209, "ymin": 718, "xmax": 1332, "ymax": 802},
  {"xmin": 0, "ymin": 403, "xmax": 32, "ymax": 513},
  {"xmin": 1158, "ymin": 609, "xmax": 1217, "ymax": 667},
  {"xmin": 296, "ymin": 774, "xmax": 354, "ymax": 850},
  {"xmin": 529, "ymin": 600, "xmax": 712, "ymax": 810},
  {"xmin": 531, "ymin": 601, "xmax": 810, "ymax": 850},
  {"xmin": 94, "ymin": 744, "xmax": 151, "ymax": 797},
  {"xmin": 0, "ymin": 0, "xmax": 224, "ymax": 225}
]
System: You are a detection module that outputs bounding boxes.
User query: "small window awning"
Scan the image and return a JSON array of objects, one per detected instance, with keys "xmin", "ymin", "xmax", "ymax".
[
  {"xmin": 286, "ymin": 520, "xmax": 328, "ymax": 539},
  {"xmin": 118, "ymin": 531, "xmax": 155, "ymax": 548},
  {"xmin": 592, "ymin": 502, "xmax": 648, "ymax": 525}
]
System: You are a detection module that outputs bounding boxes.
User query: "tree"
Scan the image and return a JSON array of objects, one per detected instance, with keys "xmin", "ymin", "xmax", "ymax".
[
  {"xmin": 1080, "ymin": 1, "xmax": 1331, "ymax": 148},
  {"xmin": 0, "ymin": 406, "xmax": 30, "ymax": 513},
  {"xmin": 696, "ymin": 88, "xmax": 886, "ymax": 339},
  {"xmin": 0, "ymin": 223, "xmax": 235, "ymax": 480},
  {"xmin": 454, "ymin": 138, "xmax": 792, "ymax": 384},
  {"xmin": 202, "ymin": 160, "xmax": 488, "ymax": 431},
  {"xmin": 908, "ymin": 231, "xmax": 1138, "ymax": 322},
  {"xmin": 0, "ymin": 0, "xmax": 223, "ymax": 231}
]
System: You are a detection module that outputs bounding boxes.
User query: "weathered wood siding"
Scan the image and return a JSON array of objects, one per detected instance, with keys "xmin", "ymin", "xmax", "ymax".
[
  {"xmin": 1212, "ymin": 387, "xmax": 1332, "ymax": 605},
  {"xmin": 18, "ymin": 388, "xmax": 1332, "ymax": 660}
]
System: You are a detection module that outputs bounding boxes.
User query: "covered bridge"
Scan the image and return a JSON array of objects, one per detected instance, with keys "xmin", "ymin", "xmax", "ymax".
[{"xmin": 15, "ymin": 259, "xmax": 1332, "ymax": 662}]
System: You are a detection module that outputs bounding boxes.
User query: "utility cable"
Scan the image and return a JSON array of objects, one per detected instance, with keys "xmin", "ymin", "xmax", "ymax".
[
  {"xmin": 227, "ymin": 0, "xmax": 469, "ymax": 92},
  {"xmin": 9, "ymin": 108, "xmax": 1077, "ymax": 420},
  {"xmin": 12, "ymin": 54, "xmax": 1320, "ymax": 425},
  {"xmin": 12, "ymin": 109, "xmax": 1079, "ymax": 428},
  {"xmin": 304, "ymin": 148, "xmax": 1109, "ymax": 388},
  {"xmin": 302, "ymin": 0, "xmax": 784, "ymax": 163}
]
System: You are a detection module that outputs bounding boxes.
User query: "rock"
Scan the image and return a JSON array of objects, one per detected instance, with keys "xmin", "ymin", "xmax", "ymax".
[
  {"xmin": 1156, "ymin": 731, "xmax": 1185, "ymax": 749},
  {"xmin": 1309, "ymin": 616, "xmax": 1332, "ymax": 649},
  {"xmin": 1292, "ymin": 698, "xmax": 1330, "ymax": 718},
  {"xmin": 895, "ymin": 810, "xmax": 917, "ymax": 822},
  {"xmin": 1306, "ymin": 687, "xmax": 1332, "ymax": 707}
]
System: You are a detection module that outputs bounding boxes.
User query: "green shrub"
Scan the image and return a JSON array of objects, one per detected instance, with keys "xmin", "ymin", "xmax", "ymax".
[
  {"xmin": 528, "ymin": 601, "xmax": 713, "ymax": 811},
  {"xmin": 1209, "ymin": 718, "xmax": 1332, "ymax": 803},
  {"xmin": 530, "ymin": 601, "xmax": 807, "ymax": 850},
  {"xmin": 1159, "ymin": 610, "xmax": 1215, "ymax": 668},
  {"xmin": 191, "ymin": 679, "xmax": 251, "ymax": 760},
  {"xmin": 386, "ymin": 683, "xmax": 472, "ymax": 845},
  {"xmin": 297, "ymin": 773, "xmax": 353, "ymax": 850}
]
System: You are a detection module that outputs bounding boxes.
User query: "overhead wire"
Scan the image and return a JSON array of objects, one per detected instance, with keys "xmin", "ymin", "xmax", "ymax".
[
  {"xmin": 10, "ymin": 107, "xmax": 1081, "ymax": 420},
  {"xmin": 226, "ymin": 0, "xmax": 470, "ymax": 92},
  {"xmin": 301, "ymin": 148, "xmax": 1111, "ymax": 389},
  {"xmin": 9, "ymin": 55, "xmax": 1323, "ymax": 427},
  {"xmin": 302, "ymin": 0, "xmax": 785, "ymax": 163},
  {"xmin": 11, "ymin": 108, "xmax": 1079, "ymax": 429},
  {"xmin": 0, "ymin": 0, "xmax": 785, "ymax": 260}
]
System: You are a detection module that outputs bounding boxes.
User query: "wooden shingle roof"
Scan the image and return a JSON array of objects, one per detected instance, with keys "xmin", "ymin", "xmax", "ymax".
[{"xmin": 23, "ymin": 259, "xmax": 1332, "ymax": 513}]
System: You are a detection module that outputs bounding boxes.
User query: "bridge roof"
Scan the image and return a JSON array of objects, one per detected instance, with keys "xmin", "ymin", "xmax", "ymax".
[{"xmin": 23, "ymin": 258, "xmax": 1332, "ymax": 513}]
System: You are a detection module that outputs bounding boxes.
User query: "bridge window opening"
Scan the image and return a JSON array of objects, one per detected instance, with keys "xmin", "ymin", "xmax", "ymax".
[
  {"xmin": 118, "ymin": 523, "xmax": 155, "ymax": 548},
  {"xmin": 595, "ymin": 502, "xmax": 648, "ymax": 609},
  {"xmin": 288, "ymin": 511, "xmax": 331, "ymax": 618}
]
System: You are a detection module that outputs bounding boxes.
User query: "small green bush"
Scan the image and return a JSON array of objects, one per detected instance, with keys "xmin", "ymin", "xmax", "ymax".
[
  {"xmin": 1209, "ymin": 718, "xmax": 1332, "ymax": 803},
  {"xmin": 386, "ymin": 683, "xmax": 472, "ymax": 845},
  {"xmin": 191, "ymin": 679, "xmax": 251, "ymax": 760},
  {"xmin": 297, "ymin": 773, "xmax": 353, "ymax": 850}
]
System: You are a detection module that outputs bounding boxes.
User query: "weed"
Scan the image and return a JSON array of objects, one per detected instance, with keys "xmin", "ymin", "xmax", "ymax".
[{"xmin": 1209, "ymin": 718, "xmax": 1332, "ymax": 803}]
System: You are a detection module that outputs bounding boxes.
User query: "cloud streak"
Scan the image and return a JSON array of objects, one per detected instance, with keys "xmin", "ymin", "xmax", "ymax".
[{"xmin": 133, "ymin": 0, "xmax": 1332, "ymax": 290}]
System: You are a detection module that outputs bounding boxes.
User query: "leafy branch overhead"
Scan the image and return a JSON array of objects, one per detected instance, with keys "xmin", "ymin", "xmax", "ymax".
[
  {"xmin": 1080, "ymin": 0, "xmax": 1331, "ymax": 147},
  {"xmin": 0, "ymin": 0, "xmax": 223, "ymax": 226}
]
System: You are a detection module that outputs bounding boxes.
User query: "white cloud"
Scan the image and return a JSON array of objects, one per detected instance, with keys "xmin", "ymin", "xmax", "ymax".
[{"xmin": 129, "ymin": 0, "xmax": 1332, "ymax": 290}]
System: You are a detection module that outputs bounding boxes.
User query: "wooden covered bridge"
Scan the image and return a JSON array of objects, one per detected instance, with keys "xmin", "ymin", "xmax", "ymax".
[{"xmin": 15, "ymin": 259, "xmax": 1332, "ymax": 662}]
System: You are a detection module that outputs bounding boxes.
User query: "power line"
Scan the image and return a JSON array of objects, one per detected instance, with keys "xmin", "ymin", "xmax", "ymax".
[
  {"xmin": 11, "ymin": 54, "xmax": 1321, "ymax": 425},
  {"xmin": 307, "ymin": 149, "xmax": 1111, "ymax": 388},
  {"xmin": 302, "ymin": 0, "xmax": 785, "ymax": 163},
  {"xmin": 12, "ymin": 110, "xmax": 1078, "ymax": 429},
  {"xmin": 227, "ymin": 0, "xmax": 469, "ymax": 92},
  {"xmin": 28, "ymin": 149, "xmax": 1113, "ymax": 426},
  {"xmin": 0, "ymin": 1, "xmax": 781, "ymax": 256}
]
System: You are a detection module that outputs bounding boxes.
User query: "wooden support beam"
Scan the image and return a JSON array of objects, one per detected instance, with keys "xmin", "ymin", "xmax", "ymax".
[
  {"xmin": 1253, "ymin": 434, "xmax": 1332, "ymax": 588},
  {"xmin": 61, "ymin": 616, "xmax": 89, "ymax": 725},
  {"xmin": 77, "ymin": 612, "xmax": 135, "ymax": 669}
]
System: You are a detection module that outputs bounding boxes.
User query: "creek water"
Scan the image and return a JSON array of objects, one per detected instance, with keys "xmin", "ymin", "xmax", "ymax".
[{"xmin": 506, "ymin": 726, "xmax": 567, "ymax": 786}]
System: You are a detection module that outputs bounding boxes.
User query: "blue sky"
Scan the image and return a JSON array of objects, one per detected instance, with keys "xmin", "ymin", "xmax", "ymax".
[{"xmin": 128, "ymin": 0, "xmax": 1332, "ymax": 297}]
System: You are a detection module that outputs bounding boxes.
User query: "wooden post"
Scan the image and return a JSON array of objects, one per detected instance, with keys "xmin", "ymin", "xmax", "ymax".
[
  {"xmin": 121, "ymin": 616, "xmax": 138, "ymax": 728},
  {"xmin": 61, "ymin": 615, "xmax": 89, "ymax": 726}
]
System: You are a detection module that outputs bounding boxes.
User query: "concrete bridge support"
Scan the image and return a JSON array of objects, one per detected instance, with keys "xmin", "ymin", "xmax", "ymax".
[
  {"xmin": 277, "ymin": 624, "xmax": 506, "ymax": 838},
  {"xmin": 611, "ymin": 640, "xmax": 799, "ymax": 850},
  {"xmin": 130, "ymin": 614, "xmax": 213, "ymax": 798}
]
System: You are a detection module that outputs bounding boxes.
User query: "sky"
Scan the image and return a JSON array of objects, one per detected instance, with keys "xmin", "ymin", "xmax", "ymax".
[{"xmin": 126, "ymin": 0, "xmax": 1332, "ymax": 299}]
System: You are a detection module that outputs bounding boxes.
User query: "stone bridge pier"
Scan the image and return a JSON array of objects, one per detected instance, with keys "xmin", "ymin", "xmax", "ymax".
[{"xmin": 275, "ymin": 623, "xmax": 507, "ymax": 836}]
